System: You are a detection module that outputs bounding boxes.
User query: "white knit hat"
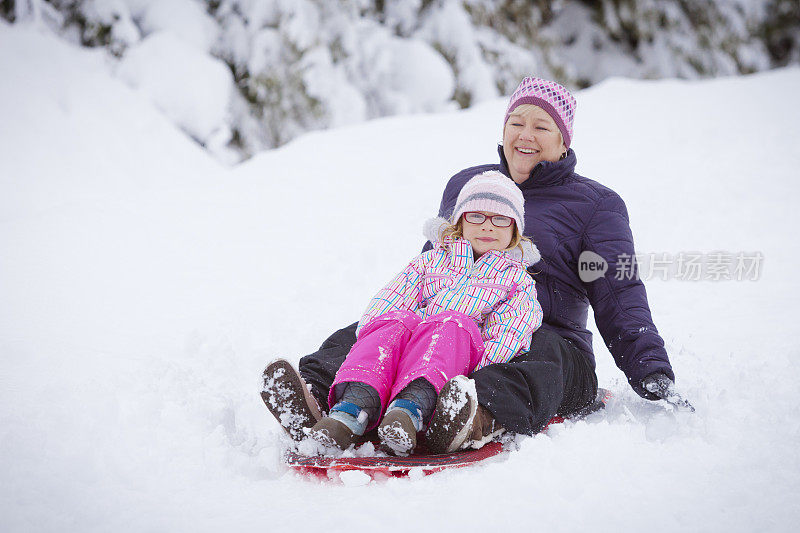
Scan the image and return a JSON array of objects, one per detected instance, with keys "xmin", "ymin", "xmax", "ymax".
[{"xmin": 452, "ymin": 171, "xmax": 525, "ymax": 233}]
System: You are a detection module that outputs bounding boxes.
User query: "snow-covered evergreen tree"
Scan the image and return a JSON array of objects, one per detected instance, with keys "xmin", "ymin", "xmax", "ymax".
[{"xmin": 3, "ymin": 0, "xmax": 797, "ymax": 162}]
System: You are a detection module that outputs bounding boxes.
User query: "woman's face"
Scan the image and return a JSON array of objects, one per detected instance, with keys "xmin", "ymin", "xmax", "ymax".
[{"xmin": 502, "ymin": 106, "xmax": 566, "ymax": 184}]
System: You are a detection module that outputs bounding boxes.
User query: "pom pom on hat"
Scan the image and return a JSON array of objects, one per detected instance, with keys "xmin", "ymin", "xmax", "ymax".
[
  {"xmin": 452, "ymin": 171, "xmax": 525, "ymax": 233},
  {"xmin": 504, "ymin": 77, "xmax": 576, "ymax": 148}
]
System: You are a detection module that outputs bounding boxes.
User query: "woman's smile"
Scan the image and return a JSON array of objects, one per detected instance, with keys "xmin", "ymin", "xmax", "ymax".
[{"xmin": 515, "ymin": 147, "xmax": 539, "ymax": 155}]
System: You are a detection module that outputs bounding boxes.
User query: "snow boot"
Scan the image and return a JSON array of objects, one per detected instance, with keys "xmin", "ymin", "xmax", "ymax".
[
  {"xmin": 425, "ymin": 375, "xmax": 479, "ymax": 454},
  {"xmin": 261, "ymin": 359, "xmax": 322, "ymax": 442},
  {"xmin": 463, "ymin": 404, "xmax": 505, "ymax": 449},
  {"xmin": 308, "ymin": 416, "xmax": 359, "ymax": 450},
  {"xmin": 378, "ymin": 400, "xmax": 423, "ymax": 456},
  {"xmin": 425, "ymin": 376, "xmax": 504, "ymax": 454}
]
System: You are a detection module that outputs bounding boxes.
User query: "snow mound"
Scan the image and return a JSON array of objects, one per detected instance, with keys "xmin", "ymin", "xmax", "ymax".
[
  {"xmin": 136, "ymin": 0, "xmax": 219, "ymax": 52},
  {"xmin": 117, "ymin": 31, "xmax": 232, "ymax": 145},
  {"xmin": 385, "ymin": 38, "xmax": 456, "ymax": 112}
]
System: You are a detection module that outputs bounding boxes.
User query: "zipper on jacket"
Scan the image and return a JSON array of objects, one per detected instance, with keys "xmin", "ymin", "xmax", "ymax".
[{"xmin": 472, "ymin": 282, "xmax": 509, "ymax": 290}]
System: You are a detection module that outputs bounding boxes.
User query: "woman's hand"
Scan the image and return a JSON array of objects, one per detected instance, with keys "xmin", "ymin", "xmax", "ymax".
[{"xmin": 642, "ymin": 372, "xmax": 695, "ymax": 412}]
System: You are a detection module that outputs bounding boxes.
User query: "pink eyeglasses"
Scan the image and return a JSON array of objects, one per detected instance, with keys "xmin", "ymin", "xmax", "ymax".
[{"xmin": 462, "ymin": 212, "xmax": 514, "ymax": 228}]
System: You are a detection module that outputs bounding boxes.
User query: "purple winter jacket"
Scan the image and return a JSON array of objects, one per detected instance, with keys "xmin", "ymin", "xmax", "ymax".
[{"xmin": 431, "ymin": 147, "xmax": 674, "ymax": 398}]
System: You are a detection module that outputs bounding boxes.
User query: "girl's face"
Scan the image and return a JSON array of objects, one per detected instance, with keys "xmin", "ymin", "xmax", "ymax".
[
  {"xmin": 502, "ymin": 105, "xmax": 566, "ymax": 184},
  {"xmin": 461, "ymin": 212, "xmax": 515, "ymax": 257}
]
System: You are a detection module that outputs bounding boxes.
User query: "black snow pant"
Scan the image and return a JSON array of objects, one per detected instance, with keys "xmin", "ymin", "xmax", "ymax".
[{"xmin": 299, "ymin": 322, "xmax": 598, "ymax": 435}]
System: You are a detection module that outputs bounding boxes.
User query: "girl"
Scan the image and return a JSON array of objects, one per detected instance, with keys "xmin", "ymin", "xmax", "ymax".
[{"xmin": 308, "ymin": 170, "xmax": 543, "ymax": 455}]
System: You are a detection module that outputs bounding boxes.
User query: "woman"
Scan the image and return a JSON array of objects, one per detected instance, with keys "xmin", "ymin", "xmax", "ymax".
[{"xmin": 262, "ymin": 76, "xmax": 689, "ymax": 452}]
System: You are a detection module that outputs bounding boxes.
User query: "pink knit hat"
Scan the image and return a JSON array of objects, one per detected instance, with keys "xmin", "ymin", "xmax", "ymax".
[
  {"xmin": 452, "ymin": 171, "xmax": 525, "ymax": 233},
  {"xmin": 504, "ymin": 77, "xmax": 577, "ymax": 148}
]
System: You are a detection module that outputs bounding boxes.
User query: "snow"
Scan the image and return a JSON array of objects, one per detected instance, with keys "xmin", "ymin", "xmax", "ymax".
[
  {"xmin": 383, "ymin": 38, "xmax": 456, "ymax": 112},
  {"xmin": 82, "ymin": 0, "xmax": 141, "ymax": 50},
  {"xmin": 339, "ymin": 469, "xmax": 372, "ymax": 486},
  {"xmin": 117, "ymin": 31, "xmax": 233, "ymax": 147},
  {"xmin": 2, "ymin": 21, "xmax": 800, "ymax": 532},
  {"xmin": 418, "ymin": 0, "xmax": 498, "ymax": 104},
  {"xmin": 300, "ymin": 44, "xmax": 368, "ymax": 127},
  {"xmin": 133, "ymin": 0, "xmax": 219, "ymax": 53}
]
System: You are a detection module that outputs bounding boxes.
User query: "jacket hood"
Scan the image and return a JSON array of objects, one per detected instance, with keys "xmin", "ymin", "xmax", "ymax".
[{"xmin": 423, "ymin": 217, "xmax": 541, "ymax": 267}]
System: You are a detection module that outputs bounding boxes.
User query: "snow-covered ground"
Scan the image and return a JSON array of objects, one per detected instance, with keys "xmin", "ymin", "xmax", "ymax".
[{"xmin": 2, "ymin": 21, "xmax": 799, "ymax": 532}]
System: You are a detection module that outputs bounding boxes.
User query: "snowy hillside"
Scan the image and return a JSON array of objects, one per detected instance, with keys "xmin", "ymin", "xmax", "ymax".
[{"xmin": 2, "ymin": 22, "xmax": 800, "ymax": 532}]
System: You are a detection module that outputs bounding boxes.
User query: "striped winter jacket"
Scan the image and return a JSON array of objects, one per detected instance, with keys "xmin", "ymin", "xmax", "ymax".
[{"xmin": 356, "ymin": 218, "xmax": 544, "ymax": 370}]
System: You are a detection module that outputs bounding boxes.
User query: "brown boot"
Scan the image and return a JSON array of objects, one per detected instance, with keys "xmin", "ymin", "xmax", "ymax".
[
  {"xmin": 426, "ymin": 376, "xmax": 505, "ymax": 454},
  {"xmin": 308, "ymin": 416, "xmax": 359, "ymax": 450},
  {"xmin": 425, "ymin": 376, "xmax": 478, "ymax": 454},
  {"xmin": 378, "ymin": 409, "xmax": 418, "ymax": 456},
  {"xmin": 464, "ymin": 404, "xmax": 505, "ymax": 449},
  {"xmin": 260, "ymin": 359, "xmax": 322, "ymax": 441}
]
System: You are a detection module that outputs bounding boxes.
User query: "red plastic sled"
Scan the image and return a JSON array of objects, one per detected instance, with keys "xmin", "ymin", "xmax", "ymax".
[
  {"xmin": 286, "ymin": 388, "xmax": 612, "ymax": 480},
  {"xmin": 286, "ymin": 440, "xmax": 506, "ymax": 479}
]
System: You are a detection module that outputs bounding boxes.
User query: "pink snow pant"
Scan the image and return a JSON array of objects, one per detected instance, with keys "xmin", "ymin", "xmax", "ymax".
[{"xmin": 329, "ymin": 310, "xmax": 485, "ymax": 430}]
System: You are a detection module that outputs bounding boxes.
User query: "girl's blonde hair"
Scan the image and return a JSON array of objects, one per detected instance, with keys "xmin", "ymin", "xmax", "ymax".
[{"xmin": 440, "ymin": 217, "xmax": 532, "ymax": 253}]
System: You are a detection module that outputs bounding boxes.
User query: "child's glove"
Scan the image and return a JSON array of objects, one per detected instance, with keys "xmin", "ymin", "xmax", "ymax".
[{"xmin": 642, "ymin": 372, "xmax": 695, "ymax": 412}]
